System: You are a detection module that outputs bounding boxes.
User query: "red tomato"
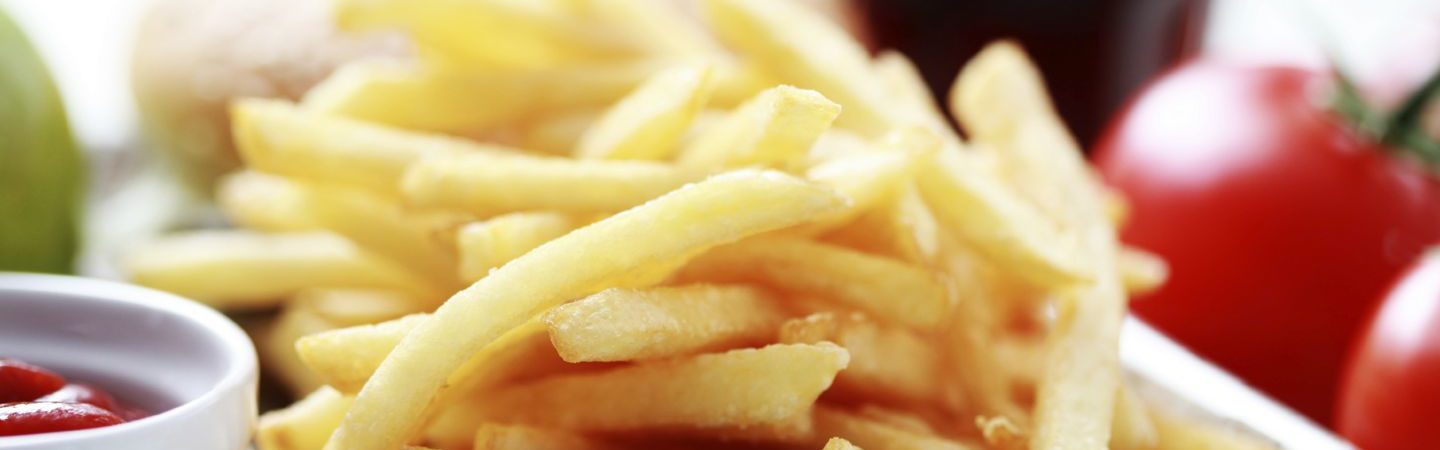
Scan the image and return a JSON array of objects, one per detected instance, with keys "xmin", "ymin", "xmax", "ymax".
[
  {"xmin": 0, "ymin": 359, "xmax": 65, "ymax": 403},
  {"xmin": 1336, "ymin": 250, "xmax": 1440, "ymax": 450},
  {"xmin": 1094, "ymin": 60, "xmax": 1440, "ymax": 424},
  {"xmin": 0, "ymin": 402, "xmax": 123, "ymax": 436}
]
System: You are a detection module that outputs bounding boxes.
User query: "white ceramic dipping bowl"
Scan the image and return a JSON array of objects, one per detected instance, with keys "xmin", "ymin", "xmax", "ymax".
[{"xmin": 0, "ymin": 273, "xmax": 256, "ymax": 450}]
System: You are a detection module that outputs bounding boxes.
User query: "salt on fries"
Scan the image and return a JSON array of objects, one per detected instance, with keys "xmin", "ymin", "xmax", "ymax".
[{"xmin": 124, "ymin": 0, "xmax": 1275, "ymax": 449}]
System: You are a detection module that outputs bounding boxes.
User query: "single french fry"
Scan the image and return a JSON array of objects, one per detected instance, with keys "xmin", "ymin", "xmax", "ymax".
[
  {"xmin": 232, "ymin": 98, "xmax": 515, "ymax": 195},
  {"xmin": 303, "ymin": 60, "xmax": 680, "ymax": 134},
  {"xmin": 325, "ymin": 171, "xmax": 845, "ymax": 450},
  {"xmin": 216, "ymin": 171, "xmax": 321, "ymax": 232},
  {"xmin": 1111, "ymin": 386, "xmax": 1159, "ymax": 450},
  {"xmin": 544, "ymin": 284, "xmax": 785, "ymax": 362},
  {"xmin": 813, "ymin": 406, "xmax": 976, "ymax": 450},
  {"xmin": 951, "ymin": 42, "xmax": 1128, "ymax": 450},
  {"xmin": 335, "ymin": 0, "xmax": 644, "ymax": 69},
  {"xmin": 780, "ymin": 313, "xmax": 947, "ymax": 409},
  {"xmin": 126, "ymin": 231, "xmax": 432, "ymax": 310},
  {"xmin": 677, "ymin": 236, "xmax": 948, "ymax": 330},
  {"xmin": 401, "ymin": 152, "xmax": 697, "ymax": 216},
  {"xmin": 701, "ymin": 0, "xmax": 896, "ymax": 136},
  {"xmin": 823, "ymin": 437, "xmax": 863, "ymax": 450},
  {"xmin": 575, "ymin": 64, "xmax": 714, "ymax": 160},
  {"xmin": 677, "ymin": 85, "xmax": 840, "ymax": 171},
  {"xmin": 295, "ymin": 313, "xmax": 429, "ymax": 394},
  {"xmin": 256, "ymin": 387, "xmax": 353, "ymax": 450},
  {"xmin": 479, "ymin": 343, "xmax": 848, "ymax": 431},
  {"xmin": 1151, "ymin": 410, "xmax": 1278, "ymax": 450},
  {"xmin": 456, "ymin": 212, "xmax": 576, "ymax": 282},
  {"xmin": 473, "ymin": 423, "xmax": 614, "ymax": 450},
  {"xmin": 214, "ymin": 170, "xmax": 466, "ymax": 290},
  {"xmin": 1119, "ymin": 246, "xmax": 1168, "ymax": 297}
]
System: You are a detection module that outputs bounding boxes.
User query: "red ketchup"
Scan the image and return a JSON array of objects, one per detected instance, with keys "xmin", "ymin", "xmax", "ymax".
[{"xmin": 0, "ymin": 358, "xmax": 146, "ymax": 436}]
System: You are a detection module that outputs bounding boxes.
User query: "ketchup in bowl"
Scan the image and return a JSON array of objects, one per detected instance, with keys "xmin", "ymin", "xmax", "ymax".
[{"xmin": 0, "ymin": 358, "xmax": 147, "ymax": 436}]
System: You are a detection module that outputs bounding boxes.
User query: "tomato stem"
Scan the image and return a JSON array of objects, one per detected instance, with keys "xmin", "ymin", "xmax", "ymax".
[
  {"xmin": 1332, "ymin": 66, "xmax": 1440, "ymax": 167},
  {"xmin": 1381, "ymin": 67, "xmax": 1440, "ymax": 162},
  {"xmin": 1333, "ymin": 73, "xmax": 1387, "ymax": 139}
]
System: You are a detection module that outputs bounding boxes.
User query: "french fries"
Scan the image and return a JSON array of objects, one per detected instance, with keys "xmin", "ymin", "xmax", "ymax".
[
  {"xmin": 305, "ymin": 59, "xmax": 766, "ymax": 135},
  {"xmin": 951, "ymin": 42, "xmax": 1127, "ymax": 450},
  {"xmin": 303, "ymin": 60, "xmax": 661, "ymax": 134},
  {"xmin": 216, "ymin": 170, "xmax": 465, "ymax": 289},
  {"xmin": 126, "ymin": 231, "xmax": 432, "ymax": 310},
  {"xmin": 121, "ymin": 2, "xmax": 1274, "ymax": 448},
  {"xmin": 233, "ymin": 98, "xmax": 513, "ymax": 196},
  {"xmin": 544, "ymin": 284, "xmax": 785, "ymax": 362},
  {"xmin": 328, "ymin": 171, "xmax": 844, "ymax": 450}
]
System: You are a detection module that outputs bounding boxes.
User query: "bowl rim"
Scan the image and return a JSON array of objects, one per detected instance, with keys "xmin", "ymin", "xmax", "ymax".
[{"xmin": 0, "ymin": 272, "xmax": 256, "ymax": 445}]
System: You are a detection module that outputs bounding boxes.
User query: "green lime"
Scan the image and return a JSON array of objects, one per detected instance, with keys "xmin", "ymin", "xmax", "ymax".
[{"xmin": 0, "ymin": 10, "xmax": 84, "ymax": 274}]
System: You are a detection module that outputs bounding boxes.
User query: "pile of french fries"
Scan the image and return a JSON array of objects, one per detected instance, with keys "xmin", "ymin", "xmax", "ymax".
[{"xmin": 126, "ymin": 0, "xmax": 1279, "ymax": 449}]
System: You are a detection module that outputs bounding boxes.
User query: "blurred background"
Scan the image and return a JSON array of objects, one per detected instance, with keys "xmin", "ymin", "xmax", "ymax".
[{"xmin": 2, "ymin": 0, "xmax": 1438, "ymax": 447}]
